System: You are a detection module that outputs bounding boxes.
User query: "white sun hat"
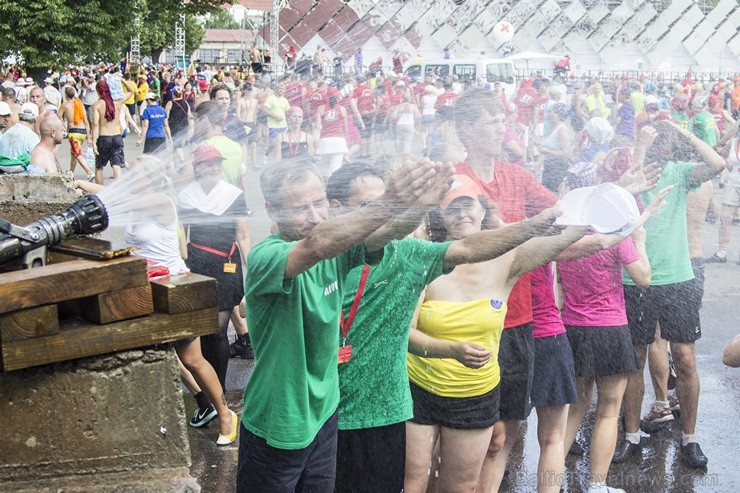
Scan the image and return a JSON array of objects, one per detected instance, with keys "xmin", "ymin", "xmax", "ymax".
[{"xmin": 556, "ymin": 183, "xmax": 639, "ymax": 236}]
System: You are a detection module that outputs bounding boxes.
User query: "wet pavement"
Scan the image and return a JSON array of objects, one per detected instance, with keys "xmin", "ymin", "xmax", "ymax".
[{"xmin": 76, "ymin": 136, "xmax": 740, "ymax": 492}]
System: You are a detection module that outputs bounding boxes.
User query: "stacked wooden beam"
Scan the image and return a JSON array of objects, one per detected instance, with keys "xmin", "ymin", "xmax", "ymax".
[{"xmin": 0, "ymin": 253, "xmax": 218, "ymax": 372}]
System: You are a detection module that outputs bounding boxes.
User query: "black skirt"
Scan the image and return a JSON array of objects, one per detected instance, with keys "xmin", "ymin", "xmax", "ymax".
[{"xmin": 566, "ymin": 325, "xmax": 638, "ymax": 378}]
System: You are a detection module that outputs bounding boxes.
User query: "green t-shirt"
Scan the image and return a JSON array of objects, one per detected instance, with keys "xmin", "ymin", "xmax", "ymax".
[
  {"xmin": 206, "ymin": 135, "xmax": 242, "ymax": 186},
  {"xmin": 671, "ymin": 112, "xmax": 690, "ymax": 131},
  {"xmin": 624, "ymin": 161, "xmax": 697, "ymax": 287},
  {"xmin": 692, "ymin": 111, "xmax": 718, "ymax": 146},
  {"xmin": 338, "ymin": 238, "xmax": 451, "ymax": 430},
  {"xmin": 242, "ymin": 233, "xmax": 377, "ymax": 449}
]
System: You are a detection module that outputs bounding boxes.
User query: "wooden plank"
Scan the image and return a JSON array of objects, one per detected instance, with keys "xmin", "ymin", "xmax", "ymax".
[
  {"xmin": 0, "ymin": 305, "xmax": 59, "ymax": 342},
  {"xmin": 50, "ymin": 237, "xmax": 139, "ymax": 261},
  {"xmin": 78, "ymin": 285, "xmax": 154, "ymax": 324},
  {"xmin": 149, "ymin": 273, "xmax": 218, "ymax": 315},
  {"xmin": 1, "ymin": 308, "xmax": 218, "ymax": 372},
  {"xmin": 0, "ymin": 256, "xmax": 149, "ymax": 315}
]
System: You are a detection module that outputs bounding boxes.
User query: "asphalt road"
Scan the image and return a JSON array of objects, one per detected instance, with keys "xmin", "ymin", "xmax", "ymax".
[{"xmin": 65, "ymin": 133, "xmax": 740, "ymax": 492}]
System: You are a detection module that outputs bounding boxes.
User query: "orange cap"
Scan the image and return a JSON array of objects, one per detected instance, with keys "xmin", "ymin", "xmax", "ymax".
[{"xmin": 440, "ymin": 175, "xmax": 482, "ymax": 209}]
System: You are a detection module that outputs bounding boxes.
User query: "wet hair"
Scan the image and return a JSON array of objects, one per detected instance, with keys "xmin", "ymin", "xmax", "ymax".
[
  {"xmin": 195, "ymin": 100, "xmax": 225, "ymax": 126},
  {"xmin": 373, "ymin": 154, "xmax": 402, "ymax": 178},
  {"xmin": 426, "ymin": 195, "xmax": 494, "ymax": 242},
  {"xmin": 64, "ymin": 86, "xmax": 76, "ymax": 99},
  {"xmin": 454, "ymin": 89, "xmax": 504, "ymax": 146},
  {"xmin": 260, "ymin": 160, "xmax": 324, "ymax": 207},
  {"xmin": 644, "ymin": 120, "xmax": 699, "ymax": 164},
  {"xmin": 326, "ymin": 162, "xmax": 385, "ymax": 205}
]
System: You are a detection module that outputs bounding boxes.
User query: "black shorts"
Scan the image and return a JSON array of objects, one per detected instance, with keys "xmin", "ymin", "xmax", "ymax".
[
  {"xmin": 566, "ymin": 325, "xmax": 638, "ymax": 378},
  {"xmin": 360, "ymin": 115, "xmax": 374, "ymax": 139},
  {"xmin": 531, "ymin": 333, "xmax": 578, "ymax": 407},
  {"xmin": 374, "ymin": 113, "xmax": 387, "ymax": 132},
  {"xmin": 624, "ymin": 280, "xmax": 702, "ymax": 346},
  {"xmin": 689, "ymin": 257, "xmax": 705, "ymax": 310},
  {"xmin": 143, "ymin": 137, "xmax": 166, "ymax": 154},
  {"xmin": 336, "ymin": 423, "xmax": 405, "ymax": 493},
  {"xmin": 95, "ymin": 135, "xmax": 125, "ymax": 169},
  {"xmin": 410, "ymin": 381, "xmax": 500, "ymax": 430},
  {"xmin": 126, "ymin": 103, "xmax": 136, "ymax": 116},
  {"xmin": 498, "ymin": 323, "xmax": 535, "ymax": 420}
]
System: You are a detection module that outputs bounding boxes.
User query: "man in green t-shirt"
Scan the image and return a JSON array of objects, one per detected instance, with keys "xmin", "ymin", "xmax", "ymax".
[
  {"xmin": 616, "ymin": 121, "xmax": 726, "ymax": 469},
  {"xmin": 325, "ymin": 163, "xmax": 563, "ymax": 492},
  {"xmin": 237, "ymin": 158, "xmax": 450, "ymax": 492}
]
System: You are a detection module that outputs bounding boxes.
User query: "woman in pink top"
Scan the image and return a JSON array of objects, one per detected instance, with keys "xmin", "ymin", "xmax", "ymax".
[{"xmin": 556, "ymin": 166, "xmax": 668, "ymax": 493}]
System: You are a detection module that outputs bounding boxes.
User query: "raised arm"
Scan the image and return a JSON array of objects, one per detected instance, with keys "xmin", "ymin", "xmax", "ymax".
[
  {"xmin": 662, "ymin": 120, "xmax": 728, "ymax": 185},
  {"xmin": 623, "ymin": 227, "xmax": 651, "ymax": 289},
  {"xmin": 508, "ymin": 226, "xmax": 589, "ymax": 285},
  {"xmin": 443, "ymin": 206, "xmax": 564, "ymax": 270},
  {"xmin": 283, "ymin": 161, "xmax": 438, "ymax": 279}
]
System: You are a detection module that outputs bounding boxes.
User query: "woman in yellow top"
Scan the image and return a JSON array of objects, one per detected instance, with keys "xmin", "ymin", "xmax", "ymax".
[
  {"xmin": 405, "ymin": 176, "xmax": 587, "ymax": 493},
  {"xmin": 135, "ymin": 74, "xmax": 150, "ymax": 119}
]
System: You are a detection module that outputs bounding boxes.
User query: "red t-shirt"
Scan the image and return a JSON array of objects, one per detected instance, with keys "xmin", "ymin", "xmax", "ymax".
[
  {"xmin": 514, "ymin": 86, "xmax": 546, "ymax": 126},
  {"xmin": 307, "ymin": 89, "xmax": 326, "ymax": 122},
  {"xmin": 285, "ymin": 82, "xmax": 303, "ymax": 108},
  {"xmin": 531, "ymin": 263, "xmax": 565, "ymax": 339},
  {"xmin": 319, "ymin": 104, "xmax": 346, "ymax": 138},
  {"xmin": 434, "ymin": 91, "xmax": 458, "ymax": 110},
  {"xmin": 455, "ymin": 161, "xmax": 558, "ymax": 328},
  {"xmin": 353, "ymin": 84, "xmax": 375, "ymax": 114}
]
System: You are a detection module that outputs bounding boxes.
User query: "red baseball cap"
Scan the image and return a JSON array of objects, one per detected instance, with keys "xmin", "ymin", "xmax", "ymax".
[{"xmin": 192, "ymin": 144, "xmax": 224, "ymax": 166}]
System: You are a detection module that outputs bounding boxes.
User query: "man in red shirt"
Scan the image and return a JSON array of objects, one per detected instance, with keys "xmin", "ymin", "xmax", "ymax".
[
  {"xmin": 514, "ymin": 78, "xmax": 548, "ymax": 161},
  {"xmin": 306, "ymin": 80, "xmax": 327, "ymax": 137},
  {"xmin": 434, "ymin": 77, "xmax": 458, "ymax": 121},
  {"xmin": 453, "ymin": 89, "xmax": 558, "ymax": 493}
]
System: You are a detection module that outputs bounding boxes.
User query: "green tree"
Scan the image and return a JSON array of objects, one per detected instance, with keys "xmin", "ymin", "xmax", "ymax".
[
  {"xmin": 0, "ymin": 0, "xmax": 225, "ymax": 76},
  {"xmin": 0, "ymin": 0, "xmax": 132, "ymax": 75},
  {"xmin": 204, "ymin": 9, "xmax": 240, "ymax": 30}
]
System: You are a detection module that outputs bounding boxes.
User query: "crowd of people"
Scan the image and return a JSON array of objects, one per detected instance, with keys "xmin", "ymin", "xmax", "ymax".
[{"xmin": 1, "ymin": 59, "xmax": 740, "ymax": 493}]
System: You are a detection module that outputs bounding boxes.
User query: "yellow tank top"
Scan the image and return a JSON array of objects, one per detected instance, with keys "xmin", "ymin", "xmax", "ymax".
[{"xmin": 407, "ymin": 298, "xmax": 507, "ymax": 398}]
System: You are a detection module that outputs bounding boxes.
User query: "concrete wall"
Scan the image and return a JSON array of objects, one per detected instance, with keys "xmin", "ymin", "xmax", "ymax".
[
  {"xmin": 0, "ymin": 350, "xmax": 198, "ymax": 493},
  {"xmin": 0, "ymin": 173, "xmax": 79, "ymax": 225}
]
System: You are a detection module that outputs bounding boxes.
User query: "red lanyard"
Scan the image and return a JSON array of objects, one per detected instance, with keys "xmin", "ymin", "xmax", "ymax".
[
  {"xmin": 190, "ymin": 242, "xmax": 236, "ymax": 263},
  {"xmin": 339, "ymin": 265, "xmax": 371, "ymax": 341},
  {"xmin": 286, "ymin": 131, "xmax": 302, "ymax": 156}
]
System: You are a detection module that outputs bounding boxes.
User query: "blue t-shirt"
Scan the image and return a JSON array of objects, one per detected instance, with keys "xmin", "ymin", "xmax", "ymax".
[{"xmin": 142, "ymin": 105, "xmax": 167, "ymax": 139}]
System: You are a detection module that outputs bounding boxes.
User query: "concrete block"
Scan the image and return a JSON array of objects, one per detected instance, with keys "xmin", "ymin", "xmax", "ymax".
[
  {"xmin": 0, "ymin": 349, "xmax": 196, "ymax": 492},
  {"xmin": 0, "ymin": 173, "xmax": 79, "ymax": 225}
]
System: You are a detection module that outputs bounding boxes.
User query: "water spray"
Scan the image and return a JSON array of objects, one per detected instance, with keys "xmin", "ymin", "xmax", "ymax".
[{"xmin": 0, "ymin": 194, "xmax": 109, "ymax": 266}]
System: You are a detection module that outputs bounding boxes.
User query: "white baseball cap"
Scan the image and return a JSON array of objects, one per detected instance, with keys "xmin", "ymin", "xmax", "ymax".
[
  {"xmin": 556, "ymin": 183, "xmax": 639, "ymax": 235},
  {"xmin": 19, "ymin": 102, "xmax": 40, "ymax": 119},
  {"xmin": 0, "ymin": 101, "xmax": 11, "ymax": 116}
]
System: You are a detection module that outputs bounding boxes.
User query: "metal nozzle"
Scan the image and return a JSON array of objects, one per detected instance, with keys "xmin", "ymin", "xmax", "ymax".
[{"xmin": 0, "ymin": 195, "xmax": 109, "ymax": 266}]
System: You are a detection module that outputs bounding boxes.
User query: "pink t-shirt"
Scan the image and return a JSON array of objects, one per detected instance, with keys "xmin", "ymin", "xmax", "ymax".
[
  {"xmin": 558, "ymin": 238, "xmax": 640, "ymax": 327},
  {"xmin": 531, "ymin": 264, "xmax": 565, "ymax": 339}
]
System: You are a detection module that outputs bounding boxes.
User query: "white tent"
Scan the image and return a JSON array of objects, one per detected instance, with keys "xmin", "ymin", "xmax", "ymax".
[{"xmin": 507, "ymin": 51, "xmax": 562, "ymax": 73}]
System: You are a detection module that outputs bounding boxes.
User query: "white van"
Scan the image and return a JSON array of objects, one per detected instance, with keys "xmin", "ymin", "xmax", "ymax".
[{"xmin": 403, "ymin": 58, "xmax": 516, "ymax": 96}]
